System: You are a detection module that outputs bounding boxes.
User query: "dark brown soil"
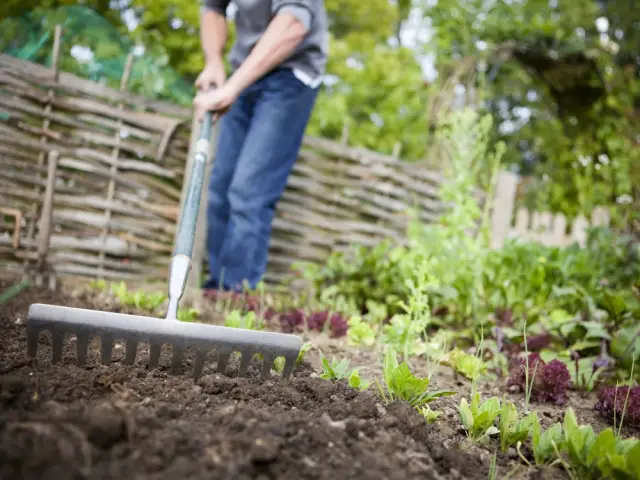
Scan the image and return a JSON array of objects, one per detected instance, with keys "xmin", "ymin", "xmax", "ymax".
[{"xmin": 0, "ymin": 279, "xmax": 490, "ymax": 480}]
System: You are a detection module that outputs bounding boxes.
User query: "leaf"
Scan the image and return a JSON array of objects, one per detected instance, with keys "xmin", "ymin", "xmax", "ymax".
[
  {"xmin": 535, "ymin": 422, "xmax": 563, "ymax": 466},
  {"xmin": 586, "ymin": 428, "xmax": 616, "ymax": 469},
  {"xmin": 459, "ymin": 398, "xmax": 474, "ymax": 431}
]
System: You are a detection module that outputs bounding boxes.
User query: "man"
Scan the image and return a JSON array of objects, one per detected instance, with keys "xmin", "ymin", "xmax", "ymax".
[{"xmin": 193, "ymin": 0, "xmax": 328, "ymax": 292}]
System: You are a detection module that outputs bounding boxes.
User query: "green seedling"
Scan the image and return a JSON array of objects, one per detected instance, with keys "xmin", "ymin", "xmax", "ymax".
[
  {"xmin": 177, "ymin": 307, "xmax": 200, "ymax": 322},
  {"xmin": 274, "ymin": 341, "xmax": 312, "ymax": 374},
  {"xmin": 530, "ymin": 421, "xmax": 564, "ymax": 467},
  {"xmin": 561, "ymin": 407, "xmax": 640, "ymax": 480},
  {"xmin": 224, "ymin": 310, "xmax": 262, "ymax": 330},
  {"xmin": 347, "ymin": 368, "xmax": 371, "ymax": 390},
  {"xmin": 319, "ymin": 353, "xmax": 370, "ymax": 390},
  {"xmin": 378, "ymin": 347, "xmax": 455, "ymax": 408},
  {"xmin": 346, "ymin": 315, "xmax": 377, "ymax": 347},
  {"xmin": 447, "ymin": 348, "xmax": 488, "ymax": 381},
  {"xmin": 458, "ymin": 389, "xmax": 501, "ymax": 443},
  {"xmin": 419, "ymin": 405, "xmax": 443, "ymax": 424},
  {"xmin": 499, "ymin": 400, "xmax": 538, "ymax": 453}
]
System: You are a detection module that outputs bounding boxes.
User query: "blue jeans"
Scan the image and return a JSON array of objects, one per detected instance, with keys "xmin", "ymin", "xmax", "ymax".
[{"xmin": 204, "ymin": 68, "xmax": 319, "ymax": 291}]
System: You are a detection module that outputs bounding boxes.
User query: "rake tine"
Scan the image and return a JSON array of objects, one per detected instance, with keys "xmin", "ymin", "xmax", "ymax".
[
  {"xmin": 238, "ymin": 350, "xmax": 253, "ymax": 377},
  {"xmin": 216, "ymin": 348, "xmax": 231, "ymax": 375},
  {"xmin": 261, "ymin": 355, "xmax": 276, "ymax": 380},
  {"xmin": 171, "ymin": 345, "xmax": 184, "ymax": 374},
  {"xmin": 124, "ymin": 340, "xmax": 137, "ymax": 365},
  {"xmin": 101, "ymin": 335, "xmax": 113, "ymax": 364},
  {"xmin": 193, "ymin": 350, "xmax": 207, "ymax": 380},
  {"xmin": 281, "ymin": 353, "xmax": 297, "ymax": 379},
  {"xmin": 27, "ymin": 329, "xmax": 38, "ymax": 358},
  {"xmin": 76, "ymin": 334, "xmax": 89, "ymax": 366},
  {"xmin": 149, "ymin": 343, "xmax": 162, "ymax": 369}
]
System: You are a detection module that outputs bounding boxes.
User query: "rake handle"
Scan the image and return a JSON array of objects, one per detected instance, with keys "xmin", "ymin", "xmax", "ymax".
[
  {"xmin": 175, "ymin": 110, "xmax": 214, "ymax": 258},
  {"xmin": 166, "ymin": 110, "xmax": 214, "ymax": 320}
]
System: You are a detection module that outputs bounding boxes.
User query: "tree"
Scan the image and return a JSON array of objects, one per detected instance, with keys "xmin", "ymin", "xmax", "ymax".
[{"xmin": 424, "ymin": 0, "xmax": 639, "ymax": 221}]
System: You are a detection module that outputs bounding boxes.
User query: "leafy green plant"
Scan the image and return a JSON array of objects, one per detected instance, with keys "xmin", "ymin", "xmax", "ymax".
[
  {"xmin": 378, "ymin": 347, "xmax": 455, "ymax": 408},
  {"xmin": 419, "ymin": 405, "xmax": 442, "ymax": 424},
  {"xmin": 458, "ymin": 390, "xmax": 501, "ymax": 443},
  {"xmin": 177, "ymin": 307, "xmax": 200, "ymax": 322},
  {"xmin": 318, "ymin": 353, "xmax": 370, "ymax": 390},
  {"xmin": 560, "ymin": 407, "xmax": 640, "ymax": 480},
  {"xmin": 446, "ymin": 348, "xmax": 488, "ymax": 381},
  {"xmin": 346, "ymin": 315, "xmax": 377, "ymax": 346},
  {"xmin": 273, "ymin": 342, "xmax": 312, "ymax": 374},
  {"xmin": 530, "ymin": 421, "xmax": 564, "ymax": 467},
  {"xmin": 108, "ymin": 281, "xmax": 167, "ymax": 312},
  {"xmin": 498, "ymin": 400, "xmax": 538, "ymax": 453},
  {"xmin": 224, "ymin": 310, "xmax": 262, "ymax": 330},
  {"xmin": 319, "ymin": 355, "xmax": 352, "ymax": 381}
]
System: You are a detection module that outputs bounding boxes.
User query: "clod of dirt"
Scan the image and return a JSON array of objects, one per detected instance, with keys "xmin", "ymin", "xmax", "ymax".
[{"xmin": 82, "ymin": 401, "xmax": 129, "ymax": 448}]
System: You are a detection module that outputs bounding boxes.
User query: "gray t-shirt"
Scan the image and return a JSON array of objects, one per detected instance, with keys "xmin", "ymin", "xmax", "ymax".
[{"xmin": 201, "ymin": 0, "xmax": 328, "ymax": 87}]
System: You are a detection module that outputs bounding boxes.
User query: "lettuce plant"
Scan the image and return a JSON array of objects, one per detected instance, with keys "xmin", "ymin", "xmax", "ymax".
[
  {"xmin": 508, "ymin": 353, "xmax": 572, "ymax": 405},
  {"xmin": 531, "ymin": 421, "xmax": 564, "ymax": 467},
  {"xmin": 378, "ymin": 347, "xmax": 455, "ymax": 408},
  {"xmin": 458, "ymin": 390, "xmax": 501, "ymax": 443},
  {"xmin": 498, "ymin": 400, "xmax": 538, "ymax": 452},
  {"xmin": 594, "ymin": 385, "xmax": 640, "ymax": 429},
  {"xmin": 561, "ymin": 407, "xmax": 640, "ymax": 480}
]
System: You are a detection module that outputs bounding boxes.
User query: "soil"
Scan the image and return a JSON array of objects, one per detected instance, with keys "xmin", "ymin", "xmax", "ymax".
[
  {"xmin": 1, "ymin": 276, "xmax": 628, "ymax": 480},
  {"xmin": 1, "ymin": 278, "xmax": 487, "ymax": 480}
]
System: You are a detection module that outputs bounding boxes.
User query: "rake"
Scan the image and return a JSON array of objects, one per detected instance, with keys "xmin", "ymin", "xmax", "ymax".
[{"xmin": 26, "ymin": 111, "xmax": 303, "ymax": 380}]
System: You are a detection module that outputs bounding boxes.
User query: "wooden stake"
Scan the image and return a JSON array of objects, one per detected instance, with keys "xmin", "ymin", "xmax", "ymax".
[
  {"xmin": 35, "ymin": 150, "xmax": 59, "ymax": 287},
  {"xmin": 24, "ymin": 25, "xmax": 62, "ymax": 261},
  {"xmin": 97, "ymin": 53, "xmax": 135, "ymax": 278}
]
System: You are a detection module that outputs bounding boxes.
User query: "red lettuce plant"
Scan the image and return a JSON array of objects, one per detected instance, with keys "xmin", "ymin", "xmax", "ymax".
[
  {"xmin": 594, "ymin": 385, "xmax": 640, "ymax": 429},
  {"xmin": 508, "ymin": 353, "xmax": 572, "ymax": 405}
]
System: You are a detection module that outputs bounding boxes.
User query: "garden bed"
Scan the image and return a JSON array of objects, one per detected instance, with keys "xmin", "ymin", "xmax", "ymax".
[
  {"xmin": 1, "ymin": 279, "xmax": 487, "ymax": 480},
  {"xmin": 2, "ymin": 276, "xmax": 638, "ymax": 479}
]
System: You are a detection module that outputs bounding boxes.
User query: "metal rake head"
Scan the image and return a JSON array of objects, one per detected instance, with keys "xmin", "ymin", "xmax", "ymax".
[{"xmin": 26, "ymin": 303, "xmax": 303, "ymax": 380}]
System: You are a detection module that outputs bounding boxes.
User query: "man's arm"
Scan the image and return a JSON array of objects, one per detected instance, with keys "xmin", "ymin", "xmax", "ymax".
[
  {"xmin": 225, "ymin": 1, "xmax": 313, "ymax": 94},
  {"xmin": 200, "ymin": 1, "xmax": 230, "ymax": 65}
]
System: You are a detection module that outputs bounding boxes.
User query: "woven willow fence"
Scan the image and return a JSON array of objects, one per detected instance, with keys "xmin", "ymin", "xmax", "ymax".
[{"xmin": 0, "ymin": 33, "xmax": 481, "ymax": 288}]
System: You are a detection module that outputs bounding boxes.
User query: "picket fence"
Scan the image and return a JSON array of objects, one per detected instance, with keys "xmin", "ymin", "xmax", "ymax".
[{"xmin": 489, "ymin": 170, "xmax": 610, "ymax": 249}]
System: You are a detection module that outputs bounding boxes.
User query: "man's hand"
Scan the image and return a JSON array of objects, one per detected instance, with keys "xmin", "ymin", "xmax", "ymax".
[
  {"xmin": 193, "ymin": 83, "xmax": 241, "ymax": 121},
  {"xmin": 195, "ymin": 61, "xmax": 226, "ymax": 91}
]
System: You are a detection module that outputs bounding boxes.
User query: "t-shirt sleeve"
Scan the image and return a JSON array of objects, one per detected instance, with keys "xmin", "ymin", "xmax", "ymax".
[
  {"xmin": 272, "ymin": 0, "xmax": 314, "ymax": 30},
  {"xmin": 200, "ymin": 0, "xmax": 231, "ymax": 16}
]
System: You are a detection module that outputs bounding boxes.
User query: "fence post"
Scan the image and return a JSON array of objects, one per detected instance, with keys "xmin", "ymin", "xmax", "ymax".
[
  {"xmin": 24, "ymin": 24, "xmax": 62, "ymax": 266},
  {"xmin": 97, "ymin": 53, "xmax": 135, "ymax": 279},
  {"xmin": 489, "ymin": 170, "xmax": 518, "ymax": 248},
  {"xmin": 35, "ymin": 150, "xmax": 59, "ymax": 290}
]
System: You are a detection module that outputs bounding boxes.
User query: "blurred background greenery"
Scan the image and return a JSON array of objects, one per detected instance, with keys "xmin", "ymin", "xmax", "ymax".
[{"xmin": 0, "ymin": 0, "xmax": 638, "ymax": 226}]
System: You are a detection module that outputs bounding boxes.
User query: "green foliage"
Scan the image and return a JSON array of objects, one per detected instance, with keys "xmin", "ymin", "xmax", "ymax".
[
  {"xmin": 224, "ymin": 310, "xmax": 262, "ymax": 330},
  {"xmin": 426, "ymin": 0, "xmax": 639, "ymax": 220},
  {"xmin": 379, "ymin": 347, "xmax": 455, "ymax": 409},
  {"xmin": 319, "ymin": 353, "xmax": 370, "ymax": 390},
  {"xmin": 561, "ymin": 407, "xmax": 640, "ymax": 480},
  {"xmin": 0, "ymin": 6, "xmax": 195, "ymax": 104},
  {"xmin": 346, "ymin": 315, "xmax": 376, "ymax": 347},
  {"xmin": 531, "ymin": 421, "xmax": 564, "ymax": 467},
  {"xmin": 458, "ymin": 390, "xmax": 501, "ymax": 443},
  {"xmin": 446, "ymin": 349, "xmax": 488, "ymax": 382},
  {"xmin": 498, "ymin": 400, "xmax": 538, "ymax": 453},
  {"xmin": 273, "ymin": 342, "xmax": 312, "ymax": 374}
]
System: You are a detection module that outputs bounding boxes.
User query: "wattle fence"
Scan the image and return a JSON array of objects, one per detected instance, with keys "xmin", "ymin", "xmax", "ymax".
[
  {"xmin": 0, "ymin": 33, "xmax": 610, "ymax": 297},
  {"xmin": 0, "ymin": 41, "xmax": 473, "ymax": 291}
]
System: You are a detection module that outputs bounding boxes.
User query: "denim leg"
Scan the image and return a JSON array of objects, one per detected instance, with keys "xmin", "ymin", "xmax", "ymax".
[
  {"xmin": 204, "ymin": 91, "xmax": 252, "ymax": 289},
  {"xmin": 216, "ymin": 69, "xmax": 319, "ymax": 290}
]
